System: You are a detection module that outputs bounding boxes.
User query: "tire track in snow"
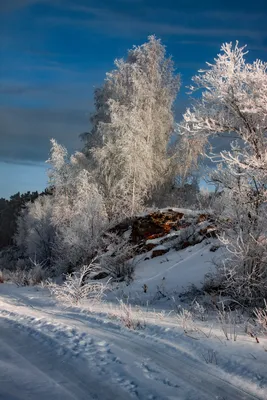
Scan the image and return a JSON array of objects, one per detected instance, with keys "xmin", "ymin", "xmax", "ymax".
[
  {"xmin": 82, "ymin": 319, "xmax": 263, "ymax": 400},
  {"xmin": 1, "ymin": 305, "xmax": 263, "ymax": 400},
  {"xmin": 0, "ymin": 316, "xmax": 139, "ymax": 400},
  {"xmin": 41, "ymin": 308, "xmax": 264, "ymax": 399}
]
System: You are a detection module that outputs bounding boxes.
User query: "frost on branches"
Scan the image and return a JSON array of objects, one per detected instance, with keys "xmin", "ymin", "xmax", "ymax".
[
  {"xmin": 47, "ymin": 258, "xmax": 109, "ymax": 306},
  {"xmin": 180, "ymin": 42, "xmax": 267, "ymax": 305},
  {"xmin": 16, "ymin": 140, "xmax": 108, "ymax": 275},
  {"xmin": 15, "ymin": 195, "xmax": 55, "ymax": 266},
  {"xmin": 82, "ymin": 36, "xmax": 180, "ymax": 218},
  {"xmin": 47, "ymin": 140, "xmax": 108, "ymax": 271}
]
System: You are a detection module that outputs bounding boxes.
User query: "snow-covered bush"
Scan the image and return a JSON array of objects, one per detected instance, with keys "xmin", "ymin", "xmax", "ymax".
[
  {"xmin": 216, "ymin": 303, "xmax": 239, "ymax": 341},
  {"xmin": 216, "ymin": 228, "xmax": 267, "ymax": 305},
  {"xmin": 208, "ymin": 167, "xmax": 267, "ymax": 305},
  {"xmin": 47, "ymin": 259, "xmax": 109, "ymax": 306},
  {"xmin": 52, "ymin": 170, "xmax": 108, "ymax": 272},
  {"xmin": 191, "ymin": 300, "xmax": 206, "ymax": 321},
  {"xmin": 176, "ymin": 306, "xmax": 194, "ymax": 333},
  {"xmin": 2, "ymin": 260, "xmax": 48, "ymax": 286},
  {"xmin": 171, "ymin": 224, "xmax": 202, "ymax": 250},
  {"xmin": 116, "ymin": 299, "xmax": 145, "ymax": 329}
]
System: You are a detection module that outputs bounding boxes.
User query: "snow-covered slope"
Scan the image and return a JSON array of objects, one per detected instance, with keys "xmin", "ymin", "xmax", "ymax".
[
  {"xmin": 130, "ymin": 241, "xmax": 219, "ymax": 292},
  {"xmin": 0, "ymin": 242, "xmax": 266, "ymax": 400}
]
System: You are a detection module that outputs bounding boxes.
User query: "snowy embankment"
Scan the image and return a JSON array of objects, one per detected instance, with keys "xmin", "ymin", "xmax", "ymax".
[{"xmin": 1, "ymin": 240, "xmax": 267, "ymax": 400}]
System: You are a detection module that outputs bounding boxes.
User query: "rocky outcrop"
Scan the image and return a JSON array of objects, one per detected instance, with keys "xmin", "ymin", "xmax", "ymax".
[
  {"xmin": 112, "ymin": 208, "xmax": 217, "ymax": 259},
  {"xmin": 131, "ymin": 209, "xmax": 185, "ymax": 243},
  {"xmin": 151, "ymin": 246, "xmax": 169, "ymax": 258}
]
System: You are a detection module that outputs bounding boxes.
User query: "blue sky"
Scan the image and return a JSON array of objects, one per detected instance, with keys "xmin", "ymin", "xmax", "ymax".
[{"xmin": 1, "ymin": 0, "xmax": 267, "ymax": 198}]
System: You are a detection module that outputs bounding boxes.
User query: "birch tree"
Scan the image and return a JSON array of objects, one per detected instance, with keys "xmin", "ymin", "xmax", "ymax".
[
  {"xmin": 47, "ymin": 140, "xmax": 108, "ymax": 271},
  {"xmin": 15, "ymin": 194, "xmax": 55, "ymax": 265},
  {"xmin": 83, "ymin": 36, "xmax": 180, "ymax": 218}
]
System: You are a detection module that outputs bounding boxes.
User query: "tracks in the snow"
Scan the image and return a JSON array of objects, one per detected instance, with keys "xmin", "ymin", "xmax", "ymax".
[
  {"xmin": 0, "ymin": 316, "xmax": 135, "ymax": 400},
  {"xmin": 0, "ymin": 301, "xmax": 263, "ymax": 400}
]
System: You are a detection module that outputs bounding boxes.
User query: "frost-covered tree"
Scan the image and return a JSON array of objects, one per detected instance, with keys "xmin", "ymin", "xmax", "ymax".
[
  {"xmin": 15, "ymin": 194, "xmax": 55, "ymax": 265},
  {"xmin": 208, "ymin": 153, "xmax": 267, "ymax": 304},
  {"xmin": 82, "ymin": 36, "xmax": 180, "ymax": 217},
  {"xmin": 47, "ymin": 140, "xmax": 108, "ymax": 271},
  {"xmin": 15, "ymin": 140, "xmax": 108, "ymax": 274},
  {"xmin": 180, "ymin": 42, "xmax": 267, "ymax": 168},
  {"xmin": 180, "ymin": 42, "xmax": 267, "ymax": 304}
]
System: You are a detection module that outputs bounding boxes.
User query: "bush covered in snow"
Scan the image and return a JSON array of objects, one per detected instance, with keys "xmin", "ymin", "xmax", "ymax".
[
  {"xmin": 1, "ymin": 259, "xmax": 48, "ymax": 286},
  {"xmin": 47, "ymin": 259, "xmax": 110, "ymax": 306}
]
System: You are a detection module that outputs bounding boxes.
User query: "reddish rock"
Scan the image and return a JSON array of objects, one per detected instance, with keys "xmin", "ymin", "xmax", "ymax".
[
  {"xmin": 131, "ymin": 210, "xmax": 184, "ymax": 243},
  {"xmin": 132, "ymin": 218, "xmax": 163, "ymax": 243},
  {"xmin": 111, "ymin": 209, "xmax": 217, "ymax": 258},
  {"xmin": 151, "ymin": 248, "xmax": 169, "ymax": 258},
  {"xmin": 146, "ymin": 243, "xmax": 157, "ymax": 251},
  {"xmin": 197, "ymin": 214, "xmax": 208, "ymax": 223},
  {"xmin": 146, "ymin": 232, "xmax": 165, "ymax": 240}
]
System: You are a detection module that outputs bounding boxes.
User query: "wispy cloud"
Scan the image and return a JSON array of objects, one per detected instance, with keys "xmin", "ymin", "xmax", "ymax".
[
  {"xmin": 0, "ymin": 106, "xmax": 89, "ymax": 163},
  {"xmin": 43, "ymin": 6, "xmax": 264, "ymax": 40},
  {"xmin": 1, "ymin": 0, "xmax": 266, "ymax": 168}
]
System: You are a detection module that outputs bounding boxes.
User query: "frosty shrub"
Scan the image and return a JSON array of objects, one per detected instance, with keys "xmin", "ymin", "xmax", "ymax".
[
  {"xmin": 211, "ymin": 189, "xmax": 267, "ymax": 305},
  {"xmin": 47, "ymin": 259, "xmax": 109, "ymax": 306},
  {"xmin": 116, "ymin": 299, "xmax": 145, "ymax": 329},
  {"xmin": 171, "ymin": 224, "xmax": 202, "ymax": 250},
  {"xmin": 216, "ymin": 224, "xmax": 267, "ymax": 306},
  {"xmin": 176, "ymin": 306, "xmax": 194, "ymax": 332},
  {"xmin": 191, "ymin": 300, "xmax": 206, "ymax": 321},
  {"xmin": 196, "ymin": 187, "xmax": 218, "ymax": 211},
  {"xmin": 216, "ymin": 303, "xmax": 239, "ymax": 341},
  {"xmin": 3, "ymin": 260, "xmax": 47, "ymax": 286}
]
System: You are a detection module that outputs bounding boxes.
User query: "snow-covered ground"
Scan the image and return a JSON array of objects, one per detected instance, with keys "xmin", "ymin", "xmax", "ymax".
[{"xmin": 1, "ymin": 241, "xmax": 266, "ymax": 400}]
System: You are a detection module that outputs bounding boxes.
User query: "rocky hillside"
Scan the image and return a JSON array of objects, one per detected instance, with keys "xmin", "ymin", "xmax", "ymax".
[{"xmin": 112, "ymin": 208, "xmax": 217, "ymax": 259}]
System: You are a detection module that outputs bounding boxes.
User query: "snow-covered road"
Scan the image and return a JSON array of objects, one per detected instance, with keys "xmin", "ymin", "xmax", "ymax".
[
  {"xmin": 1, "ymin": 286, "xmax": 265, "ymax": 400},
  {"xmin": 1, "ymin": 239, "xmax": 266, "ymax": 400},
  {"xmin": 0, "ymin": 317, "xmax": 129, "ymax": 400}
]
